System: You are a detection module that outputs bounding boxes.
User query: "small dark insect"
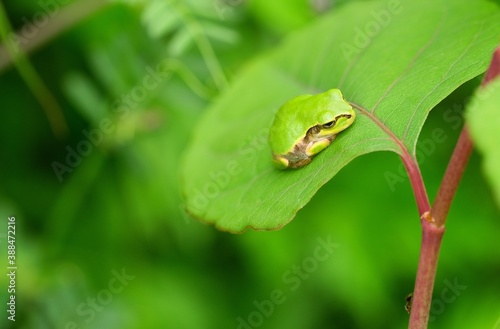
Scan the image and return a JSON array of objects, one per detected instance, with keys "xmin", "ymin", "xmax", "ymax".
[{"xmin": 405, "ymin": 293, "xmax": 413, "ymax": 314}]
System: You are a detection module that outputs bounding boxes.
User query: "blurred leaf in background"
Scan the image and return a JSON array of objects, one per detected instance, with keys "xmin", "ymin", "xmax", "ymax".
[
  {"xmin": 467, "ymin": 75, "xmax": 500, "ymax": 208},
  {"xmin": 0, "ymin": 1, "xmax": 498, "ymax": 329}
]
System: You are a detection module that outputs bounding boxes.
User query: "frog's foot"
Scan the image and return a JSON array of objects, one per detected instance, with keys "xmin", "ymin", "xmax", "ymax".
[
  {"xmin": 306, "ymin": 137, "xmax": 334, "ymax": 156},
  {"xmin": 273, "ymin": 153, "xmax": 313, "ymax": 169},
  {"xmin": 272, "ymin": 154, "xmax": 290, "ymax": 169}
]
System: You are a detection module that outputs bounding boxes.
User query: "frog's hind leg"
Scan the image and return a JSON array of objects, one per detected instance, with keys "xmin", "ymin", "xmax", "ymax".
[{"xmin": 289, "ymin": 157, "xmax": 311, "ymax": 169}]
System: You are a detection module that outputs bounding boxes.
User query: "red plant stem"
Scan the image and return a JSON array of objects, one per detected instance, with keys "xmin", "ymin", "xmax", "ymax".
[
  {"xmin": 408, "ymin": 127, "xmax": 472, "ymax": 329},
  {"xmin": 482, "ymin": 46, "xmax": 500, "ymax": 85},
  {"xmin": 408, "ymin": 46, "xmax": 500, "ymax": 329},
  {"xmin": 408, "ymin": 217, "xmax": 445, "ymax": 329},
  {"xmin": 408, "ymin": 127, "xmax": 472, "ymax": 328},
  {"xmin": 431, "ymin": 128, "xmax": 473, "ymax": 226},
  {"xmin": 408, "ymin": 126, "xmax": 472, "ymax": 329},
  {"xmin": 400, "ymin": 153, "xmax": 430, "ymax": 216}
]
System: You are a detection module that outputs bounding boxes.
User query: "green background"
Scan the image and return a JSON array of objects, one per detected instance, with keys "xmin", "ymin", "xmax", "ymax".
[{"xmin": 0, "ymin": 0, "xmax": 498, "ymax": 328}]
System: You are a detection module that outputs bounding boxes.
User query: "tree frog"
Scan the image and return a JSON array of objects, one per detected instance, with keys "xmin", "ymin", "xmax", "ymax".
[{"xmin": 268, "ymin": 89, "xmax": 355, "ymax": 169}]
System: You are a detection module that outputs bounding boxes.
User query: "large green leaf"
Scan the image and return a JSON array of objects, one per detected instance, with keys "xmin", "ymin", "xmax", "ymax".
[
  {"xmin": 181, "ymin": 0, "xmax": 500, "ymax": 232},
  {"xmin": 467, "ymin": 75, "xmax": 500, "ymax": 208}
]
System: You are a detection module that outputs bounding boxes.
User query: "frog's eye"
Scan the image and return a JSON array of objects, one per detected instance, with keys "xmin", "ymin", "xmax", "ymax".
[{"xmin": 322, "ymin": 120, "xmax": 336, "ymax": 129}]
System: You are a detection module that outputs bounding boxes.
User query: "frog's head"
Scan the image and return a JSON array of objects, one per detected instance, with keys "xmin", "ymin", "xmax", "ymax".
[
  {"xmin": 315, "ymin": 111, "xmax": 355, "ymax": 138},
  {"xmin": 313, "ymin": 90, "xmax": 356, "ymax": 138}
]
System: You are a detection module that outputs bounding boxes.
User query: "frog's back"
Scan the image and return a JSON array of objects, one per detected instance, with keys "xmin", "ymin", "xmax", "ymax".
[{"xmin": 269, "ymin": 95, "xmax": 312, "ymax": 154}]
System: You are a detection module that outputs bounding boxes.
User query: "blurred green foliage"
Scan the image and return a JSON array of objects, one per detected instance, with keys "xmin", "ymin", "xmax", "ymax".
[{"xmin": 0, "ymin": 1, "xmax": 498, "ymax": 329}]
